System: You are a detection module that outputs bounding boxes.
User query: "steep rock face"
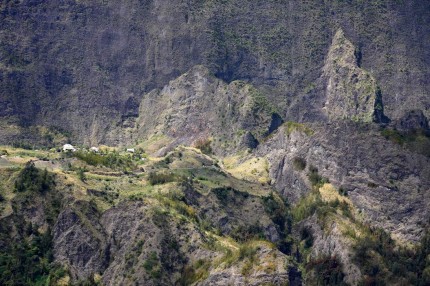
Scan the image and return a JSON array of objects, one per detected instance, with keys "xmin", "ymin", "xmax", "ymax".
[
  {"xmin": 322, "ymin": 29, "xmax": 381, "ymax": 123},
  {"xmin": 133, "ymin": 65, "xmax": 276, "ymax": 154},
  {"xmin": 258, "ymin": 122, "xmax": 430, "ymax": 242},
  {"xmin": 53, "ymin": 203, "xmax": 108, "ymax": 280},
  {"xmin": 52, "ymin": 199, "xmax": 293, "ymax": 285},
  {"xmin": 395, "ymin": 109, "xmax": 430, "ymax": 131},
  {"xmin": 1, "ymin": 1, "xmax": 429, "ymax": 144},
  {"xmin": 300, "ymin": 215, "xmax": 362, "ymax": 285}
]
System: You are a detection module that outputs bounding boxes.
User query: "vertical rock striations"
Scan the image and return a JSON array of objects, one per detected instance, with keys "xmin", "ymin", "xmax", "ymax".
[{"xmin": 322, "ymin": 29, "xmax": 385, "ymax": 123}]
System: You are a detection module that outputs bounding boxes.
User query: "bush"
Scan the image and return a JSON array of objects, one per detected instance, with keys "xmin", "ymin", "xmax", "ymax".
[
  {"xmin": 291, "ymin": 191, "xmax": 323, "ymax": 222},
  {"xmin": 142, "ymin": 251, "xmax": 162, "ymax": 279},
  {"xmin": 12, "ymin": 141, "xmax": 34, "ymax": 150},
  {"xmin": 308, "ymin": 165, "xmax": 328, "ymax": 187},
  {"xmin": 212, "ymin": 187, "xmax": 230, "ymax": 203},
  {"xmin": 231, "ymin": 224, "xmax": 265, "ymax": 243},
  {"xmin": 73, "ymin": 151, "xmax": 135, "ymax": 170},
  {"xmin": 78, "ymin": 168, "xmax": 86, "ymax": 182},
  {"xmin": 148, "ymin": 172, "xmax": 177, "ymax": 185},
  {"xmin": 262, "ymin": 192, "xmax": 292, "ymax": 236},
  {"xmin": 0, "ymin": 227, "xmax": 67, "ymax": 286},
  {"xmin": 194, "ymin": 138, "xmax": 212, "ymax": 155},
  {"xmin": 292, "ymin": 157, "xmax": 306, "ymax": 171},
  {"xmin": 14, "ymin": 162, "xmax": 53, "ymax": 194},
  {"xmin": 239, "ymin": 244, "xmax": 258, "ymax": 261},
  {"xmin": 179, "ymin": 259, "xmax": 210, "ymax": 285},
  {"xmin": 353, "ymin": 227, "xmax": 430, "ymax": 285},
  {"xmin": 307, "ymin": 256, "xmax": 347, "ymax": 286},
  {"xmin": 300, "ymin": 227, "xmax": 314, "ymax": 249},
  {"xmin": 338, "ymin": 187, "xmax": 348, "ymax": 196}
]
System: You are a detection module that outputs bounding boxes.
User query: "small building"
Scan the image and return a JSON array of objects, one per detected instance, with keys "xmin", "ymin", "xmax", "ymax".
[
  {"xmin": 90, "ymin": 147, "xmax": 99, "ymax": 153},
  {"xmin": 63, "ymin": 144, "xmax": 76, "ymax": 152},
  {"xmin": 126, "ymin": 148, "xmax": 135, "ymax": 153}
]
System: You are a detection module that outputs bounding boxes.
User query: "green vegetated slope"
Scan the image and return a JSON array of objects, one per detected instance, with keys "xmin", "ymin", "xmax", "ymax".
[
  {"xmin": 0, "ymin": 145, "xmax": 429, "ymax": 285},
  {"xmin": 0, "ymin": 146, "xmax": 294, "ymax": 285}
]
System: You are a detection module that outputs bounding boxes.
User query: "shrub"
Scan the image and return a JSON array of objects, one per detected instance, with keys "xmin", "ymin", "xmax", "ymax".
[
  {"xmin": 284, "ymin": 122, "xmax": 314, "ymax": 136},
  {"xmin": 308, "ymin": 165, "xmax": 328, "ymax": 187},
  {"xmin": 300, "ymin": 227, "xmax": 314, "ymax": 249},
  {"xmin": 292, "ymin": 157, "xmax": 306, "ymax": 171},
  {"xmin": 179, "ymin": 259, "xmax": 210, "ymax": 285},
  {"xmin": 338, "ymin": 187, "xmax": 348, "ymax": 196},
  {"xmin": 73, "ymin": 151, "xmax": 135, "ymax": 170},
  {"xmin": 307, "ymin": 256, "xmax": 347, "ymax": 286},
  {"xmin": 0, "ymin": 226, "xmax": 67, "ymax": 286},
  {"xmin": 231, "ymin": 224, "xmax": 265, "ymax": 243},
  {"xmin": 239, "ymin": 244, "xmax": 258, "ymax": 261},
  {"xmin": 148, "ymin": 172, "xmax": 177, "ymax": 185},
  {"xmin": 194, "ymin": 138, "xmax": 212, "ymax": 155},
  {"xmin": 11, "ymin": 141, "xmax": 34, "ymax": 150},
  {"xmin": 352, "ymin": 227, "xmax": 430, "ymax": 285},
  {"xmin": 143, "ymin": 251, "xmax": 162, "ymax": 279},
  {"xmin": 14, "ymin": 162, "xmax": 53, "ymax": 194},
  {"xmin": 262, "ymin": 192, "xmax": 292, "ymax": 235},
  {"xmin": 77, "ymin": 168, "xmax": 86, "ymax": 182}
]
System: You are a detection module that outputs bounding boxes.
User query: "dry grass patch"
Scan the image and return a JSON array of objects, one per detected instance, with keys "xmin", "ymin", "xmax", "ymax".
[
  {"xmin": 223, "ymin": 156, "xmax": 270, "ymax": 185},
  {"xmin": 319, "ymin": 183, "xmax": 352, "ymax": 206}
]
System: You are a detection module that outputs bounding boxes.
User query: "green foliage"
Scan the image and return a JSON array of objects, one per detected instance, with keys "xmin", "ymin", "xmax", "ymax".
[
  {"xmin": 77, "ymin": 167, "xmax": 86, "ymax": 182},
  {"xmin": 11, "ymin": 141, "xmax": 34, "ymax": 150},
  {"xmin": 353, "ymin": 227, "xmax": 430, "ymax": 285},
  {"xmin": 291, "ymin": 190, "xmax": 352, "ymax": 223},
  {"xmin": 262, "ymin": 192, "xmax": 290, "ymax": 233},
  {"xmin": 381, "ymin": 128, "xmax": 430, "ymax": 157},
  {"xmin": 212, "ymin": 186, "xmax": 230, "ymax": 202},
  {"xmin": 194, "ymin": 138, "xmax": 213, "ymax": 155},
  {"xmin": 143, "ymin": 251, "xmax": 162, "ymax": 279},
  {"xmin": 179, "ymin": 259, "xmax": 210, "ymax": 285},
  {"xmin": 0, "ymin": 226, "xmax": 67, "ymax": 285},
  {"xmin": 230, "ymin": 224, "xmax": 265, "ymax": 243},
  {"xmin": 250, "ymin": 88, "xmax": 278, "ymax": 115},
  {"xmin": 292, "ymin": 157, "xmax": 306, "ymax": 171},
  {"xmin": 73, "ymin": 151, "xmax": 135, "ymax": 170},
  {"xmin": 307, "ymin": 256, "xmax": 347, "ymax": 286},
  {"xmin": 338, "ymin": 187, "xmax": 348, "ymax": 196},
  {"xmin": 212, "ymin": 186, "xmax": 249, "ymax": 206},
  {"xmin": 284, "ymin": 122, "xmax": 314, "ymax": 136},
  {"xmin": 262, "ymin": 192, "xmax": 293, "ymax": 253},
  {"xmin": 292, "ymin": 191, "xmax": 324, "ymax": 222},
  {"xmin": 238, "ymin": 243, "xmax": 258, "ymax": 261},
  {"xmin": 148, "ymin": 172, "xmax": 178, "ymax": 185},
  {"xmin": 14, "ymin": 162, "xmax": 54, "ymax": 194},
  {"xmin": 307, "ymin": 165, "xmax": 328, "ymax": 188},
  {"xmin": 300, "ymin": 227, "xmax": 314, "ymax": 249}
]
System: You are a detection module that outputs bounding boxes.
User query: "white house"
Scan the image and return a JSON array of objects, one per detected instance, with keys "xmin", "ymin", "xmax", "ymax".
[
  {"xmin": 63, "ymin": 144, "xmax": 76, "ymax": 152},
  {"xmin": 126, "ymin": 148, "xmax": 135, "ymax": 153},
  {"xmin": 90, "ymin": 147, "xmax": 99, "ymax": 153}
]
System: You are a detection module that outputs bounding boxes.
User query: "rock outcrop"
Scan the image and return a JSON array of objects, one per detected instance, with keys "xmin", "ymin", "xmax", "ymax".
[
  {"xmin": 259, "ymin": 122, "xmax": 430, "ymax": 242},
  {"xmin": 133, "ymin": 65, "xmax": 277, "ymax": 155},
  {"xmin": 322, "ymin": 29, "xmax": 384, "ymax": 123}
]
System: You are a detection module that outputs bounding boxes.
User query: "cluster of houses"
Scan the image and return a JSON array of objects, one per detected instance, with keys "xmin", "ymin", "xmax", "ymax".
[{"xmin": 62, "ymin": 144, "xmax": 135, "ymax": 153}]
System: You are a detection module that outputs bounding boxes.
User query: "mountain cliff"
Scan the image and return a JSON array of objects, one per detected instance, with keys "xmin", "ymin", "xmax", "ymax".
[
  {"xmin": 1, "ymin": 1, "xmax": 430, "ymax": 285},
  {"xmin": 1, "ymin": 0, "xmax": 429, "ymax": 145}
]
